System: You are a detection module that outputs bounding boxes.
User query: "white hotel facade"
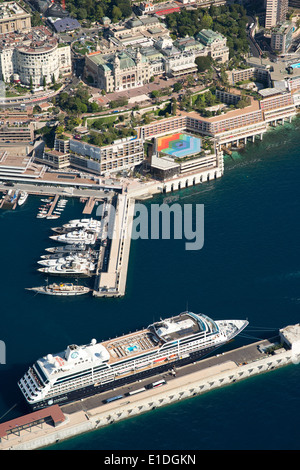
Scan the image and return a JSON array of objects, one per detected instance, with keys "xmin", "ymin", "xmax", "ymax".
[{"xmin": 0, "ymin": 27, "xmax": 71, "ymax": 86}]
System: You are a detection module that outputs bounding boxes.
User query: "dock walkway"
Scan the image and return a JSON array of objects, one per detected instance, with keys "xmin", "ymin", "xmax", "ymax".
[
  {"xmin": 45, "ymin": 194, "xmax": 59, "ymax": 217},
  {"xmin": 82, "ymin": 197, "xmax": 95, "ymax": 215},
  {"xmin": 93, "ymin": 194, "xmax": 134, "ymax": 297}
]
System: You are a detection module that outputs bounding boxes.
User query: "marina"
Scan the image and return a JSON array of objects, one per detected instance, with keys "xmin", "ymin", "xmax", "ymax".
[{"xmin": 20, "ymin": 190, "xmax": 134, "ymax": 299}]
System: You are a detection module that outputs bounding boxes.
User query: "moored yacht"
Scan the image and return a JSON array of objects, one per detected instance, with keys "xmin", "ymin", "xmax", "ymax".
[
  {"xmin": 50, "ymin": 230, "xmax": 97, "ymax": 245},
  {"xmin": 26, "ymin": 283, "xmax": 90, "ymax": 296},
  {"xmin": 45, "ymin": 244, "xmax": 87, "ymax": 254},
  {"xmin": 18, "ymin": 191, "xmax": 28, "ymax": 206},
  {"xmin": 38, "ymin": 260, "xmax": 95, "ymax": 277}
]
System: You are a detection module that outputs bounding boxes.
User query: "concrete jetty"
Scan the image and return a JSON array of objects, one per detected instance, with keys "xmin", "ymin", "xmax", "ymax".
[
  {"xmin": 82, "ymin": 197, "xmax": 96, "ymax": 215},
  {"xmin": 1, "ymin": 323, "xmax": 300, "ymax": 450},
  {"xmin": 93, "ymin": 194, "xmax": 134, "ymax": 297},
  {"xmin": 45, "ymin": 194, "xmax": 59, "ymax": 217}
]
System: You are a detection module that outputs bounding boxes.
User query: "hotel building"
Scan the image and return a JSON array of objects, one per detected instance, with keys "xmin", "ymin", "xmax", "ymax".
[
  {"xmin": 52, "ymin": 134, "xmax": 145, "ymax": 176},
  {"xmin": 0, "ymin": 26, "xmax": 71, "ymax": 86},
  {"xmin": 139, "ymin": 89, "xmax": 297, "ymax": 148}
]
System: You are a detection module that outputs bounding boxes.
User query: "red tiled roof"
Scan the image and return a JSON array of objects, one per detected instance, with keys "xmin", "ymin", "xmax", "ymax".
[{"xmin": 0, "ymin": 405, "xmax": 65, "ymax": 439}]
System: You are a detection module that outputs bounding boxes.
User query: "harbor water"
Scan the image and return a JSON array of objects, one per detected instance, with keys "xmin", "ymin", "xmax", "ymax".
[{"xmin": 0, "ymin": 117, "xmax": 300, "ymax": 449}]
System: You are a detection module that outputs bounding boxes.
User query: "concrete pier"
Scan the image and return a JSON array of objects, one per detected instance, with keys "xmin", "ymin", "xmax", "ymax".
[
  {"xmin": 93, "ymin": 194, "xmax": 134, "ymax": 297},
  {"xmin": 1, "ymin": 323, "xmax": 300, "ymax": 450},
  {"xmin": 45, "ymin": 194, "xmax": 59, "ymax": 217},
  {"xmin": 82, "ymin": 197, "xmax": 96, "ymax": 215}
]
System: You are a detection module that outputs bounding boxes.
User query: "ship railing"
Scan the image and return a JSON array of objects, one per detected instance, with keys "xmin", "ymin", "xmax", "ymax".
[{"xmin": 29, "ymin": 367, "xmax": 43, "ymax": 388}]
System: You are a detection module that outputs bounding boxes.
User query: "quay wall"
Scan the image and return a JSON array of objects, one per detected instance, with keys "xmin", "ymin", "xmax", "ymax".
[{"xmin": 3, "ymin": 345, "xmax": 299, "ymax": 450}]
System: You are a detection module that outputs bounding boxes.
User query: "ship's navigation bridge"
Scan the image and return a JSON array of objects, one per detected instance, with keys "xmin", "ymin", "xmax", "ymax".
[{"xmin": 150, "ymin": 312, "xmax": 205, "ymax": 342}]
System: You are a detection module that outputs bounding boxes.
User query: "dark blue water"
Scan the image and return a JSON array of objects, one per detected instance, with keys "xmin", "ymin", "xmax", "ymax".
[{"xmin": 0, "ymin": 118, "xmax": 300, "ymax": 450}]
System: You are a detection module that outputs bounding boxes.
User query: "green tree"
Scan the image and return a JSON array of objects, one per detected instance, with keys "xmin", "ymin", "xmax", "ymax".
[
  {"xmin": 195, "ymin": 56, "xmax": 212, "ymax": 73},
  {"xmin": 173, "ymin": 82, "xmax": 182, "ymax": 93},
  {"xmin": 31, "ymin": 12, "xmax": 43, "ymax": 27},
  {"xmin": 200, "ymin": 13, "xmax": 213, "ymax": 29},
  {"xmin": 112, "ymin": 5, "xmax": 122, "ymax": 22}
]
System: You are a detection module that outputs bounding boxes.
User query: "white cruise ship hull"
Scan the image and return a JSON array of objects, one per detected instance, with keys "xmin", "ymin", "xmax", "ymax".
[
  {"xmin": 26, "ymin": 345, "xmax": 221, "ymax": 411},
  {"xmin": 18, "ymin": 313, "xmax": 248, "ymax": 411}
]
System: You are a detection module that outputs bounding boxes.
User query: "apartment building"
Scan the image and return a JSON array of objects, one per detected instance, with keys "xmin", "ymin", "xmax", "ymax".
[
  {"xmin": 265, "ymin": 0, "xmax": 289, "ymax": 28},
  {"xmin": 270, "ymin": 22, "xmax": 294, "ymax": 53}
]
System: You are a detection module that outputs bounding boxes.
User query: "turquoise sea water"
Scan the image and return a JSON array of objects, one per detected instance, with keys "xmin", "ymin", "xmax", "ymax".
[{"xmin": 0, "ymin": 118, "xmax": 300, "ymax": 450}]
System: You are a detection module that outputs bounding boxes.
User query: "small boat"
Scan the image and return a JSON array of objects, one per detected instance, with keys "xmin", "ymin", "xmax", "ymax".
[
  {"xmin": 18, "ymin": 191, "xmax": 28, "ymax": 206},
  {"xmin": 46, "ymin": 215, "xmax": 60, "ymax": 220},
  {"xmin": 26, "ymin": 283, "xmax": 90, "ymax": 296},
  {"xmin": 41, "ymin": 198, "xmax": 52, "ymax": 203}
]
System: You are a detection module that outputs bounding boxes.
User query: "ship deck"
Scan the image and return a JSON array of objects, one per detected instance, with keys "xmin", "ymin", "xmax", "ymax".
[{"xmin": 103, "ymin": 329, "xmax": 160, "ymax": 363}]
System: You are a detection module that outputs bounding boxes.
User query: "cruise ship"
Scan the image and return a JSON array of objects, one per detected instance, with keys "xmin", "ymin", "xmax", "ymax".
[{"xmin": 18, "ymin": 312, "xmax": 248, "ymax": 410}]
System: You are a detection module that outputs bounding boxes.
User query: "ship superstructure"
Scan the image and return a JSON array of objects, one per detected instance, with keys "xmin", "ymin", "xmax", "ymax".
[{"xmin": 18, "ymin": 312, "xmax": 248, "ymax": 410}]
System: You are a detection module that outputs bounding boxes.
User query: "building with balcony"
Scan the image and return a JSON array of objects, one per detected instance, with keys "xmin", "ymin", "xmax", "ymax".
[
  {"xmin": 0, "ymin": 26, "xmax": 71, "ymax": 86},
  {"xmin": 35, "ymin": 149, "xmax": 70, "ymax": 169},
  {"xmin": 271, "ymin": 22, "xmax": 294, "ymax": 54},
  {"xmin": 265, "ymin": 0, "xmax": 289, "ymax": 28}
]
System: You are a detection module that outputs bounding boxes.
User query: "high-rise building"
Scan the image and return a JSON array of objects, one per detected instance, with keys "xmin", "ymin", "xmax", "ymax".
[
  {"xmin": 265, "ymin": 0, "xmax": 289, "ymax": 28},
  {"xmin": 288, "ymin": 1, "xmax": 300, "ymax": 8}
]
